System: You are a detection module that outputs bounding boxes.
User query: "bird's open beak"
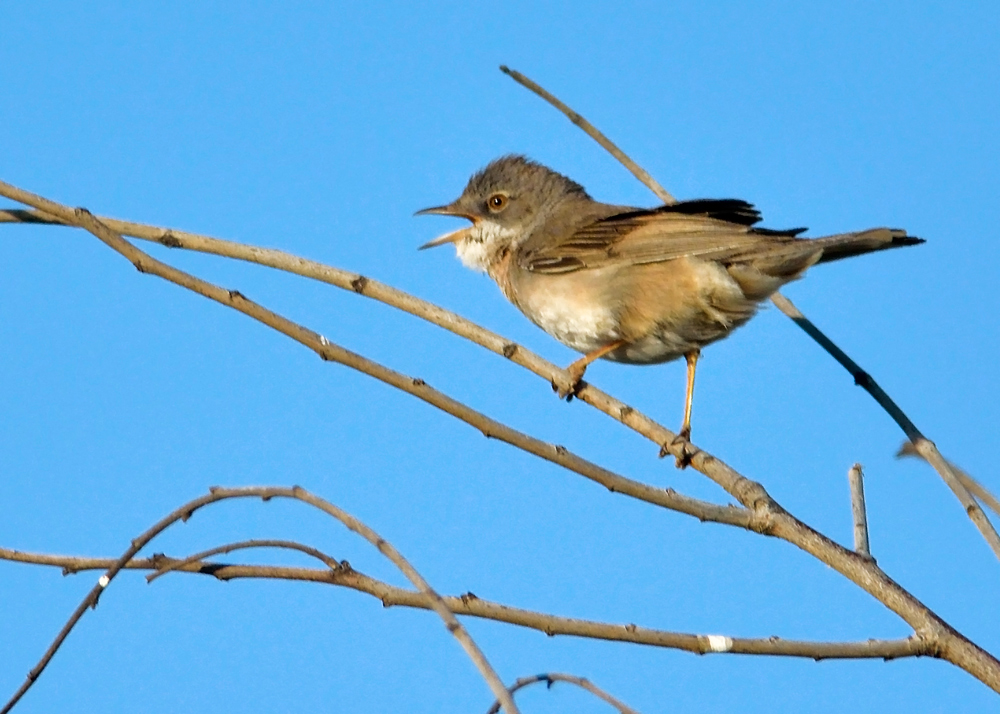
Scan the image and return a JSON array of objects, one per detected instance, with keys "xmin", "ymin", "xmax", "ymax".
[
  {"xmin": 415, "ymin": 201, "xmax": 475, "ymax": 250},
  {"xmin": 418, "ymin": 226, "xmax": 472, "ymax": 250}
]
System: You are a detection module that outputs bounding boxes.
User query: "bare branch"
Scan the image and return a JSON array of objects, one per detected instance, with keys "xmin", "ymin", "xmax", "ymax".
[
  {"xmin": 898, "ymin": 443, "xmax": 1000, "ymax": 518},
  {"xmin": 0, "ymin": 205, "xmax": 748, "ymax": 530},
  {"xmin": 848, "ymin": 464, "xmax": 872, "ymax": 559},
  {"xmin": 1, "ymin": 487, "xmax": 520, "ymax": 714},
  {"xmin": 498, "ymin": 66, "xmax": 676, "ymax": 205},
  {"xmin": 770, "ymin": 293, "xmax": 1000, "ymax": 561},
  {"xmin": 146, "ymin": 538, "xmax": 341, "ymax": 583},
  {"xmin": 0, "ymin": 546, "xmax": 930, "ymax": 661},
  {"xmin": 3, "ymin": 181, "xmax": 1000, "ymax": 692},
  {"xmin": 486, "ymin": 673, "xmax": 641, "ymax": 714}
]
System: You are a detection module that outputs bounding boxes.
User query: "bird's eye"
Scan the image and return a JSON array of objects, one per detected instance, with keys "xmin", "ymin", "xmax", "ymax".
[{"xmin": 487, "ymin": 194, "xmax": 508, "ymax": 212}]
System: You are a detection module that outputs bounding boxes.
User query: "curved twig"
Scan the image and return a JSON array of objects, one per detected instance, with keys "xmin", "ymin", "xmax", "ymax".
[
  {"xmin": 1, "ymin": 487, "xmax": 520, "ymax": 714},
  {"xmin": 486, "ymin": 672, "xmax": 641, "ymax": 714},
  {"xmin": 145, "ymin": 538, "xmax": 341, "ymax": 583}
]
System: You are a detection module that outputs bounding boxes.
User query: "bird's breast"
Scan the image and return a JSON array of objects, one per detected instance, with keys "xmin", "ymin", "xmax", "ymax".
[{"xmin": 498, "ymin": 262, "xmax": 624, "ymax": 355}]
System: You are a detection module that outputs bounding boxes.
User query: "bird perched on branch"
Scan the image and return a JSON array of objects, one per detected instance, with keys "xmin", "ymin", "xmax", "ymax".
[{"xmin": 418, "ymin": 155, "xmax": 922, "ymax": 450}]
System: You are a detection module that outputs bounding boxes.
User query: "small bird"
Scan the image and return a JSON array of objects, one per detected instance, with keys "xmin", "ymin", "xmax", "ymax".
[{"xmin": 418, "ymin": 155, "xmax": 922, "ymax": 445}]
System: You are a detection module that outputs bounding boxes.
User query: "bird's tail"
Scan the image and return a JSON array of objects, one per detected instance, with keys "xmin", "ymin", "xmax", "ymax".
[{"xmin": 813, "ymin": 228, "xmax": 924, "ymax": 264}]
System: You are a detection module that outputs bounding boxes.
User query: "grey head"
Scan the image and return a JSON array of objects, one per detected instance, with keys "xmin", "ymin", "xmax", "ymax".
[{"xmin": 417, "ymin": 155, "xmax": 590, "ymax": 272}]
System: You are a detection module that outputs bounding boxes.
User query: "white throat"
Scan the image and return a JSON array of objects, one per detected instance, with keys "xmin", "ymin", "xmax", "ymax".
[{"xmin": 454, "ymin": 220, "xmax": 518, "ymax": 273}]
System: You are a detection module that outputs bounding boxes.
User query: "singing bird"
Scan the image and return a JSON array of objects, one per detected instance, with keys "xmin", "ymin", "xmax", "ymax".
[{"xmin": 418, "ymin": 155, "xmax": 922, "ymax": 444}]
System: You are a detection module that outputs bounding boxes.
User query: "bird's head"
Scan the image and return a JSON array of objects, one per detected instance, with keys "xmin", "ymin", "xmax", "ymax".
[{"xmin": 417, "ymin": 155, "xmax": 588, "ymax": 272}]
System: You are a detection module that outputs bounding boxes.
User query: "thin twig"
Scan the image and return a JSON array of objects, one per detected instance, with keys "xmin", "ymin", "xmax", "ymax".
[
  {"xmin": 0, "ymin": 546, "xmax": 931, "ymax": 661},
  {"xmin": 897, "ymin": 443, "xmax": 1000, "ymax": 518},
  {"xmin": 848, "ymin": 464, "xmax": 872, "ymax": 559},
  {"xmin": 486, "ymin": 673, "xmax": 641, "ymax": 714},
  {"xmin": 770, "ymin": 292, "xmax": 1000, "ymax": 561},
  {"xmin": 3, "ymin": 487, "xmax": 523, "ymax": 714},
  {"xmin": 146, "ymin": 538, "xmax": 341, "ymax": 583},
  {"xmin": 499, "ymin": 66, "xmax": 676, "ymax": 205}
]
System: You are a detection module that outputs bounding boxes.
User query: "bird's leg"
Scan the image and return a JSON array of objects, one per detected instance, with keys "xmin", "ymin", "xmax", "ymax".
[
  {"xmin": 668, "ymin": 349, "xmax": 700, "ymax": 468},
  {"xmin": 554, "ymin": 340, "xmax": 625, "ymax": 400},
  {"xmin": 679, "ymin": 349, "xmax": 700, "ymax": 441}
]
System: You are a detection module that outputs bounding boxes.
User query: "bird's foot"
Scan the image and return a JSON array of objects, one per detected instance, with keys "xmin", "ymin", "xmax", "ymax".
[
  {"xmin": 552, "ymin": 364, "xmax": 587, "ymax": 401},
  {"xmin": 659, "ymin": 428, "xmax": 694, "ymax": 469}
]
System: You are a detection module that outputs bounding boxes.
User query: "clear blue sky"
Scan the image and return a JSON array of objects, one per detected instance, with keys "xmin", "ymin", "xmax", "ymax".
[{"xmin": 2, "ymin": 2, "xmax": 998, "ymax": 712}]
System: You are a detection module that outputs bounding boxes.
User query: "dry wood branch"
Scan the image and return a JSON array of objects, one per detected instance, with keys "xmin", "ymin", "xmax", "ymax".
[
  {"xmin": 0, "ymin": 546, "xmax": 930, "ymax": 661},
  {"xmin": 486, "ymin": 673, "xmax": 641, "ymax": 714},
  {"xmin": 0, "ymin": 487, "xmax": 519, "ymax": 714},
  {"xmin": 771, "ymin": 293, "xmax": 1000, "ymax": 561},
  {"xmin": 2, "ymin": 180, "xmax": 999, "ymax": 693},
  {"xmin": 898, "ymin": 444, "xmax": 1000, "ymax": 518},
  {"xmin": 498, "ymin": 66, "xmax": 675, "ymax": 205},
  {"xmin": 0, "ymin": 190, "xmax": 751, "ymax": 533},
  {"xmin": 848, "ymin": 464, "xmax": 872, "ymax": 559},
  {"xmin": 145, "ymin": 538, "xmax": 342, "ymax": 583}
]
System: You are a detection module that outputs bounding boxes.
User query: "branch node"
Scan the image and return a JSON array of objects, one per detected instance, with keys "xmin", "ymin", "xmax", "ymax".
[
  {"xmin": 411, "ymin": 377, "xmax": 426, "ymax": 387},
  {"xmin": 228, "ymin": 289, "xmax": 246, "ymax": 301},
  {"xmin": 502, "ymin": 342, "xmax": 518, "ymax": 358},
  {"xmin": 350, "ymin": 275, "xmax": 369, "ymax": 293},
  {"xmin": 159, "ymin": 231, "xmax": 182, "ymax": 248}
]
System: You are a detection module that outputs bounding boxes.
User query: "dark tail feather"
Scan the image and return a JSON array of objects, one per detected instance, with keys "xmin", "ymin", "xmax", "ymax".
[{"xmin": 814, "ymin": 228, "xmax": 925, "ymax": 264}]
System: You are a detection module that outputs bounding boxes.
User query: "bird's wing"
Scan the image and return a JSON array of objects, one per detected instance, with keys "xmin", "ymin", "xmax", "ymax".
[{"xmin": 519, "ymin": 199, "xmax": 809, "ymax": 275}]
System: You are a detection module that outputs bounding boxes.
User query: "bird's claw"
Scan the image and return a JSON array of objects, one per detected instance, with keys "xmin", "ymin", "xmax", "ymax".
[
  {"xmin": 659, "ymin": 430, "xmax": 694, "ymax": 469},
  {"xmin": 552, "ymin": 365, "xmax": 587, "ymax": 401}
]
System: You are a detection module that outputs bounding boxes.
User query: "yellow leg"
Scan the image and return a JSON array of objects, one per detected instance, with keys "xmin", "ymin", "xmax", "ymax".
[{"xmin": 678, "ymin": 349, "xmax": 700, "ymax": 441}]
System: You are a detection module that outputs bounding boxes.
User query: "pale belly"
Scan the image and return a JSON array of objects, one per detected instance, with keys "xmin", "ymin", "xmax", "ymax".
[{"xmin": 510, "ymin": 268, "xmax": 696, "ymax": 365}]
